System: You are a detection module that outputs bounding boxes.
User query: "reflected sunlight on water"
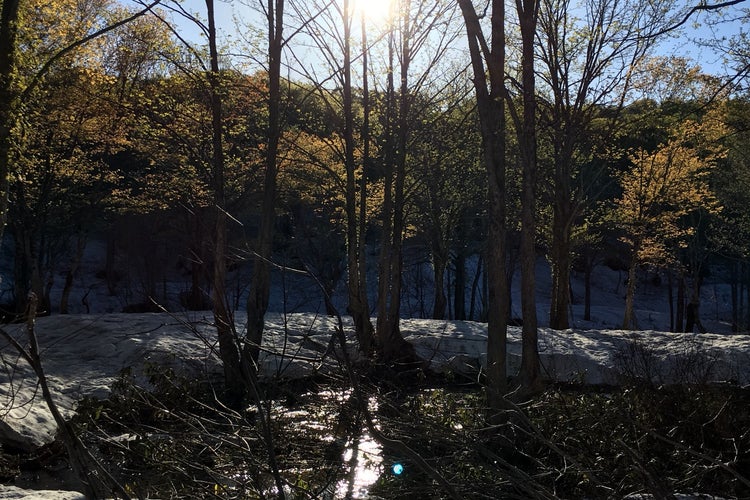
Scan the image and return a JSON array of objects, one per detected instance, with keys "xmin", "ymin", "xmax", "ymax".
[{"xmin": 337, "ymin": 431, "xmax": 383, "ymax": 499}]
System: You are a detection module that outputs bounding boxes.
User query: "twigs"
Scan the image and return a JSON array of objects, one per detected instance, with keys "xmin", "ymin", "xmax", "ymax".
[{"xmin": 0, "ymin": 293, "xmax": 131, "ymax": 499}]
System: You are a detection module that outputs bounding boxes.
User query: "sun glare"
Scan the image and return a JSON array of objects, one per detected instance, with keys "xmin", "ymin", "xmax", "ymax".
[{"xmin": 353, "ymin": 0, "xmax": 395, "ymax": 25}]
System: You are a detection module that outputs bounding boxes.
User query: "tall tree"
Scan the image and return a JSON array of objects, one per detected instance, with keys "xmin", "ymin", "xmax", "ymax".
[
  {"xmin": 614, "ymin": 113, "xmax": 725, "ymax": 329},
  {"xmin": 0, "ymin": 0, "xmax": 159, "ymax": 248},
  {"xmin": 246, "ymin": 0, "xmax": 284, "ymax": 370},
  {"xmin": 375, "ymin": 0, "xmax": 461, "ymax": 363},
  {"xmin": 204, "ymin": 0, "xmax": 245, "ymax": 403},
  {"xmin": 537, "ymin": 0, "xmax": 672, "ymax": 330},
  {"xmin": 410, "ymin": 93, "xmax": 484, "ymax": 320},
  {"xmin": 457, "ymin": 0, "xmax": 510, "ymax": 410},
  {"xmin": 290, "ymin": 0, "xmax": 375, "ymax": 353},
  {"xmin": 514, "ymin": 0, "xmax": 543, "ymax": 392}
]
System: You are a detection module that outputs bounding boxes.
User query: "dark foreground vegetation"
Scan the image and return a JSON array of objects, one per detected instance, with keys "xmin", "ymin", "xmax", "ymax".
[{"xmin": 4, "ymin": 362, "xmax": 748, "ymax": 499}]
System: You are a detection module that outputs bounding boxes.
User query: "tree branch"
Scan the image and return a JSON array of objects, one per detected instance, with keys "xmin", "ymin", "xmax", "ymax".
[
  {"xmin": 19, "ymin": 0, "xmax": 163, "ymax": 104},
  {"xmin": 641, "ymin": 0, "xmax": 746, "ymax": 40}
]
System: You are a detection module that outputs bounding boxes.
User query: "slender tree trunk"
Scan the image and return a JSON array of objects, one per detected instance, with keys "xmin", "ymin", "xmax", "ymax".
[
  {"xmin": 432, "ymin": 251, "xmax": 448, "ymax": 319},
  {"xmin": 376, "ymin": 27, "xmax": 396, "ymax": 356},
  {"xmin": 676, "ymin": 269, "xmax": 685, "ymax": 332},
  {"xmin": 343, "ymin": 0, "xmax": 373, "ymax": 354},
  {"xmin": 453, "ymin": 218, "xmax": 467, "ymax": 320},
  {"xmin": 458, "ymin": 0, "xmax": 509, "ymax": 412},
  {"xmin": 516, "ymin": 0, "xmax": 542, "ymax": 393},
  {"xmin": 375, "ymin": 6, "xmax": 419, "ymax": 365},
  {"xmin": 0, "ymin": 0, "xmax": 20, "ymax": 244},
  {"xmin": 730, "ymin": 262, "xmax": 740, "ymax": 332},
  {"xmin": 549, "ymin": 202, "xmax": 572, "ymax": 329},
  {"xmin": 60, "ymin": 233, "xmax": 86, "ymax": 314},
  {"xmin": 689, "ymin": 272, "xmax": 706, "ymax": 333},
  {"xmin": 206, "ymin": 0, "xmax": 244, "ymax": 404},
  {"xmin": 623, "ymin": 241, "xmax": 640, "ymax": 330},
  {"xmin": 668, "ymin": 268, "xmax": 675, "ymax": 332},
  {"xmin": 246, "ymin": 0, "xmax": 284, "ymax": 371},
  {"xmin": 584, "ymin": 255, "xmax": 592, "ymax": 321},
  {"xmin": 453, "ymin": 250, "xmax": 467, "ymax": 320},
  {"xmin": 358, "ymin": 11, "xmax": 373, "ymax": 343},
  {"xmin": 469, "ymin": 253, "xmax": 483, "ymax": 321}
]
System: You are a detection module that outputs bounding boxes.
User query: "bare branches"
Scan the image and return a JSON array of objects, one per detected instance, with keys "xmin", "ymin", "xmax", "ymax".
[
  {"xmin": 642, "ymin": 0, "xmax": 747, "ymax": 40},
  {"xmin": 1, "ymin": 294, "xmax": 130, "ymax": 499}
]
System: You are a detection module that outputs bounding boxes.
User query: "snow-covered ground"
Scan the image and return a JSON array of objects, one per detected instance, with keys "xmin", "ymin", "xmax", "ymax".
[
  {"xmin": 3, "ymin": 312, "xmax": 750, "ymax": 453},
  {"xmin": 1, "ymin": 238, "xmax": 748, "ymax": 498}
]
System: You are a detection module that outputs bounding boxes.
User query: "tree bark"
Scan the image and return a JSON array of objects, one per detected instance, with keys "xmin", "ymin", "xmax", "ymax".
[
  {"xmin": 623, "ymin": 241, "xmax": 640, "ymax": 329},
  {"xmin": 469, "ymin": 253, "xmax": 483, "ymax": 321},
  {"xmin": 206, "ymin": 0, "xmax": 244, "ymax": 404},
  {"xmin": 549, "ymin": 202, "xmax": 572, "ymax": 329},
  {"xmin": 676, "ymin": 269, "xmax": 685, "ymax": 332},
  {"xmin": 667, "ymin": 268, "xmax": 675, "ymax": 332},
  {"xmin": 246, "ymin": 0, "xmax": 284, "ymax": 371},
  {"xmin": 358, "ymin": 12, "xmax": 373, "ymax": 346},
  {"xmin": 432, "ymin": 251, "xmax": 448, "ymax": 320},
  {"xmin": 584, "ymin": 254, "xmax": 592, "ymax": 321},
  {"xmin": 458, "ymin": 0, "xmax": 510, "ymax": 411},
  {"xmin": 375, "ymin": 4, "xmax": 420, "ymax": 365},
  {"xmin": 343, "ymin": 0, "xmax": 373, "ymax": 354},
  {"xmin": 730, "ymin": 262, "xmax": 740, "ymax": 332},
  {"xmin": 453, "ymin": 251, "xmax": 467, "ymax": 320},
  {"xmin": 60, "ymin": 233, "xmax": 86, "ymax": 314},
  {"xmin": 516, "ymin": 0, "xmax": 542, "ymax": 393}
]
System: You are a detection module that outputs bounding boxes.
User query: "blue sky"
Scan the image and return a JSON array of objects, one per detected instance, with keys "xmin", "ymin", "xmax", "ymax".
[{"xmin": 158, "ymin": 0, "xmax": 746, "ymax": 77}]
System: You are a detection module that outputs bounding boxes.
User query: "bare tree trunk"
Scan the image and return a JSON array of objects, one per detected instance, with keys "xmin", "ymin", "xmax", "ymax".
[
  {"xmin": 689, "ymin": 273, "xmax": 706, "ymax": 333},
  {"xmin": 516, "ymin": 0, "xmax": 542, "ymax": 393},
  {"xmin": 731, "ymin": 260, "xmax": 739, "ymax": 332},
  {"xmin": 343, "ymin": 0, "xmax": 373, "ymax": 354},
  {"xmin": 458, "ymin": 0, "xmax": 510, "ymax": 411},
  {"xmin": 358, "ymin": 11, "xmax": 373, "ymax": 345},
  {"xmin": 375, "ymin": 6, "xmax": 419, "ymax": 365},
  {"xmin": 469, "ymin": 253, "xmax": 483, "ymax": 321},
  {"xmin": 246, "ymin": 0, "xmax": 284, "ymax": 371},
  {"xmin": 453, "ymin": 249, "xmax": 467, "ymax": 320},
  {"xmin": 60, "ymin": 233, "xmax": 86, "ymax": 314},
  {"xmin": 668, "ymin": 268, "xmax": 675, "ymax": 332},
  {"xmin": 432, "ymin": 251, "xmax": 448, "ymax": 320},
  {"xmin": 584, "ymin": 254, "xmax": 592, "ymax": 321},
  {"xmin": 549, "ymin": 204, "xmax": 572, "ymax": 329},
  {"xmin": 206, "ymin": 0, "xmax": 244, "ymax": 404},
  {"xmin": 623, "ymin": 241, "xmax": 640, "ymax": 330},
  {"xmin": 677, "ymin": 268, "xmax": 685, "ymax": 332}
]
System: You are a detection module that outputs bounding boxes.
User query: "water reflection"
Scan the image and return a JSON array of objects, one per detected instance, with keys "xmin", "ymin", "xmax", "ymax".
[{"xmin": 337, "ymin": 431, "xmax": 382, "ymax": 499}]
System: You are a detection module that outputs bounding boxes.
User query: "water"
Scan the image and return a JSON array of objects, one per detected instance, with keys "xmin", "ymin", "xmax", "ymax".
[{"xmin": 336, "ymin": 431, "xmax": 382, "ymax": 499}]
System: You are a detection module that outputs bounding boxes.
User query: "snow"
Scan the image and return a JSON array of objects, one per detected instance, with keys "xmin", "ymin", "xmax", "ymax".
[
  {"xmin": 0, "ymin": 486, "xmax": 84, "ymax": 500},
  {"xmin": 3, "ymin": 312, "xmax": 750, "ymax": 455},
  {"xmin": 1, "ymin": 246, "xmax": 749, "ymax": 498}
]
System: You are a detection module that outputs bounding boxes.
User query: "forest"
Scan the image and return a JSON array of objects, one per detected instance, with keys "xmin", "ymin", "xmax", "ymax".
[{"xmin": 2, "ymin": 0, "xmax": 750, "ymax": 498}]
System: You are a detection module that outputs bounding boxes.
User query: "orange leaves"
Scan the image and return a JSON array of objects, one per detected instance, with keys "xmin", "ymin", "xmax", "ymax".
[{"xmin": 614, "ymin": 112, "xmax": 726, "ymax": 264}]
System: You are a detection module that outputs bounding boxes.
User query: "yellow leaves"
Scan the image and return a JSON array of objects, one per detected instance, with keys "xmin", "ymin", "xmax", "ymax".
[{"xmin": 614, "ymin": 111, "xmax": 726, "ymax": 264}]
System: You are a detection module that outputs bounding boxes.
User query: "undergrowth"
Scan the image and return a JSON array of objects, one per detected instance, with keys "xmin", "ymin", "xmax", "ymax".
[{"xmin": 43, "ymin": 363, "xmax": 750, "ymax": 499}]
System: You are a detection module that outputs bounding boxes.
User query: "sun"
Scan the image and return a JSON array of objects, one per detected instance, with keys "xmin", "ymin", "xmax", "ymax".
[{"xmin": 352, "ymin": 0, "xmax": 395, "ymax": 25}]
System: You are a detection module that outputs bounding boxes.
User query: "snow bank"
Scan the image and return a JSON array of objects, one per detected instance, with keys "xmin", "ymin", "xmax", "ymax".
[
  {"xmin": 2, "ymin": 313, "xmax": 750, "ymax": 453},
  {"xmin": 0, "ymin": 486, "xmax": 85, "ymax": 499}
]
